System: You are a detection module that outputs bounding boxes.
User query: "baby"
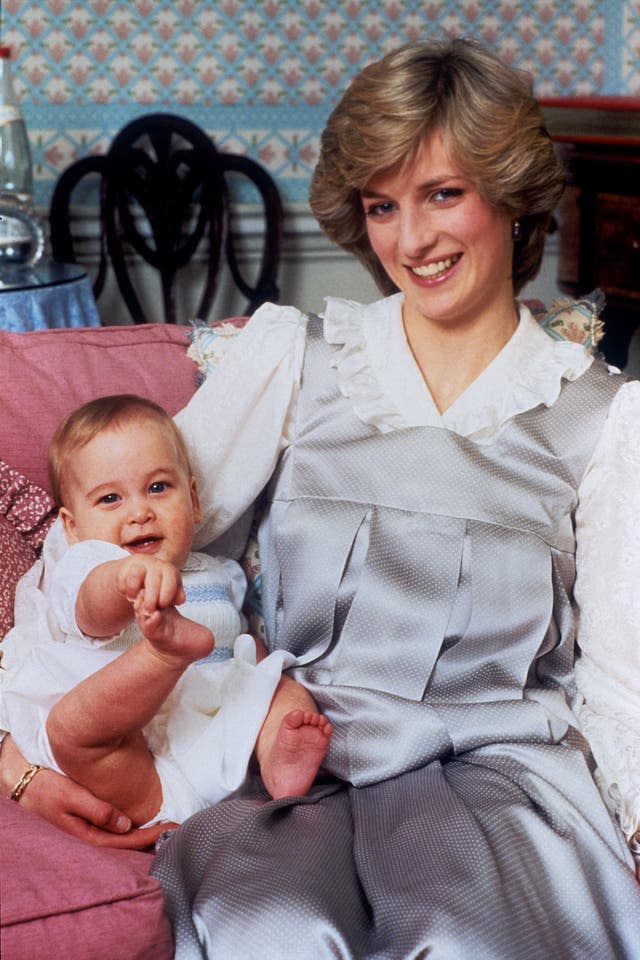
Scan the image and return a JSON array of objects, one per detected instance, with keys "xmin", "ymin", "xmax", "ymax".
[{"xmin": 0, "ymin": 395, "xmax": 331, "ymax": 827}]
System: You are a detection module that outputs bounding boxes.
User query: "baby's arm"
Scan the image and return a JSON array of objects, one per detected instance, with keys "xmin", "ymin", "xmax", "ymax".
[{"xmin": 75, "ymin": 555, "xmax": 185, "ymax": 638}]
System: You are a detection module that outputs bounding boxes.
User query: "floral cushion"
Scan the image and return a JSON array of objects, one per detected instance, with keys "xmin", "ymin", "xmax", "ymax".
[
  {"xmin": 536, "ymin": 290, "xmax": 605, "ymax": 352},
  {"xmin": 0, "ymin": 460, "xmax": 56, "ymax": 639},
  {"xmin": 187, "ymin": 317, "xmax": 248, "ymax": 381}
]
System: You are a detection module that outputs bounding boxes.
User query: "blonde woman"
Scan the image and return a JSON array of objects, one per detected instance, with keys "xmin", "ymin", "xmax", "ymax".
[{"xmin": 4, "ymin": 37, "xmax": 640, "ymax": 957}]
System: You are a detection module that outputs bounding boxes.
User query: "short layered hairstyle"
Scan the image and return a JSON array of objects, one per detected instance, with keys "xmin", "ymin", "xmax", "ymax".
[{"xmin": 310, "ymin": 37, "xmax": 565, "ymax": 295}]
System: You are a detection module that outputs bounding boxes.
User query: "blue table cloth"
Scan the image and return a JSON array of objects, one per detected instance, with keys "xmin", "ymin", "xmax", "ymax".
[{"xmin": 0, "ymin": 261, "xmax": 100, "ymax": 331}]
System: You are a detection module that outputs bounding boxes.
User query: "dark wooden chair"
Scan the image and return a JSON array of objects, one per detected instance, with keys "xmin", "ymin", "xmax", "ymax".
[{"xmin": 48, "ymin": 113, "xmax": 284, "ymax": 324}]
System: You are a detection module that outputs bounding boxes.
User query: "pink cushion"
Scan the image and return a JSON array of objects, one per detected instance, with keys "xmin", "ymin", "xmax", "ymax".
[
  {"xmin": 0, "ymin": 323, "xmax": 198, "ymax": 495},
  {"xmin": 0, "ymin": 798, "xmax": 173, "ymax": 959},
  {"xmin": 0, "ymin": 459, "xmax": 56, "ymax": 637}
]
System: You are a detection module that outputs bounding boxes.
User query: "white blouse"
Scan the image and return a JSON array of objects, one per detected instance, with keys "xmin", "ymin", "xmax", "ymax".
[{"xmin": 177, "ymin": 294, "xmax": 640, "ymax": 848}]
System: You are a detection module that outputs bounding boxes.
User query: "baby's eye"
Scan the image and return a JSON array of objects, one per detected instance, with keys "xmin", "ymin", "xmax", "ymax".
[
  {"xmin": 149, "ymin": 481, "xmax": 168, "ymax": 494},
  {"xmin": 99, "ymin": 492, "xmax": 120, "ymax": 505}
]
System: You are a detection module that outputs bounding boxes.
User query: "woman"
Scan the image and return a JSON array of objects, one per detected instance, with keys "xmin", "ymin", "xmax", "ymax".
[
  {"xmin": 4, "ymin": 36, "xmax": 640, "ymax": 957},
  {"xmin": 149, "ymin": 37, "xmax": 640, "ymax": 957}
]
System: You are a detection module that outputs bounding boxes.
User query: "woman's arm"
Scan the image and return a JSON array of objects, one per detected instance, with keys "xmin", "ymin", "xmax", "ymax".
[
  {"xmin": 0, "ymin": 734, "xmax": 171, "ymax": 848},
  {"xmin": 574, "ymin": 378, "xmax": 640, "ymax": 877},
  {"xmin": 175, "ymin": 302, "xmax": 306, "ymax": 549}
]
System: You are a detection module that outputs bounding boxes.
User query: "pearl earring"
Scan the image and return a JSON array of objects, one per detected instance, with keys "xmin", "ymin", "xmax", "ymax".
[{"xmin": 512, "ymin": 220, "xmax": 521, "ymax": 241}]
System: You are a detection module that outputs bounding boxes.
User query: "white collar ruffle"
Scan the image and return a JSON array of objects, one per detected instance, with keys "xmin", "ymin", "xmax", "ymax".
[{"xmin": 322, "ymin": 294, "xmax": 593, "ymax": 442}]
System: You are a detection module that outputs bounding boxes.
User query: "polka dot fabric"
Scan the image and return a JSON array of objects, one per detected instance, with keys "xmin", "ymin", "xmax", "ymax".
[{"xmin": 153, "ymin": 315, "xmax": 640, "ymax": 958}]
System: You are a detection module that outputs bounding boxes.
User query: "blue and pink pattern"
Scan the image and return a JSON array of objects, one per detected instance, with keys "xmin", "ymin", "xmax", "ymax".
[{"xmin": 0, "ymin": 0, "xmax": 637, "ymax": 204}]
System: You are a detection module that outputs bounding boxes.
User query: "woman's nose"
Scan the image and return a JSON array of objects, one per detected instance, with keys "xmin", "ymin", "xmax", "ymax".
[{"xmin": 399, "ymin": 207, "xmax": 437, "ymax": 259}]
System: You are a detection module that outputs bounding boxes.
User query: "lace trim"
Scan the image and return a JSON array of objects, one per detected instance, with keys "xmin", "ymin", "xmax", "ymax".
[
  {"xmin": 449, "ymin": 307, "xmax": 592, "ymax": 440},
  {"xmin": 324, "ymin": 296, "xmax": 407, "ymax": 434},
  {"xmin": 323, "ymin": 295, "xmax": 594, "ymax": 439}
]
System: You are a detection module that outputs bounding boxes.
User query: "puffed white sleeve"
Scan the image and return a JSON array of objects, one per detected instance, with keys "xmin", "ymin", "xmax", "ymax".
[
  {"xmin": 574, "ymin": 378, "xmax": 640, "ymax": 847},
  {"xmin": 174, "ymin": 303, "xmax": 307, "ymax": 550}
]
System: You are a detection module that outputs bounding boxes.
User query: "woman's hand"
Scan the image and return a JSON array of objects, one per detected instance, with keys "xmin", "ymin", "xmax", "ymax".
[{"xmin": 1, "ymin": 735, "xmax": 175, "ymax": 848}]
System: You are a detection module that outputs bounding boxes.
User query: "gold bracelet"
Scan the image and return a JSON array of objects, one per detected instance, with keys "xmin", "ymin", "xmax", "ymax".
[{"xmin": 10, "ymin": 763, "xmax": 43, "ymax": 802}]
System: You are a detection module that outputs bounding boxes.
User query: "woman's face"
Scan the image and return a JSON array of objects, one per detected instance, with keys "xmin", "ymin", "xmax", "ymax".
[{"xmin": 361, "ymin": 131, "xmax": 515, "ymax": 334}]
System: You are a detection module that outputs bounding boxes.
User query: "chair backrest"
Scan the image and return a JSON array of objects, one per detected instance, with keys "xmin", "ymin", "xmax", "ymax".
[{"xmin": 48, "ymin": 113, "xmax": 284, "ymax": 324}]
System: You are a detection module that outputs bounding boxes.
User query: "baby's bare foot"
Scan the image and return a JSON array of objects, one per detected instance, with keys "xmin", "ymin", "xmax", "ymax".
[
  {"xmin": 136, "ymin": 604, "xmax": 214, "ymax": 667},
  {"xmin": 261, "ymin": 709, "xmax": 332, "ymax": 800}
]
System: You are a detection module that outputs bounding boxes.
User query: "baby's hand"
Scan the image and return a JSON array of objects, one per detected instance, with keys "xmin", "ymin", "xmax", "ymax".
[
  {"xmin": 116, "ymin": 557, "xmax": 213, "ymax": 664},
  {"xmin": 115, "ymin": 555, "xmax": 185, "ymax": 615}
]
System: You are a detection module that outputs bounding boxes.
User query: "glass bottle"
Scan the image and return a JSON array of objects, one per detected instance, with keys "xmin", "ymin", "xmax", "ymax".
[{"xmin": 0, "ymin": 45, "xmax": 43, "ymax": 266}]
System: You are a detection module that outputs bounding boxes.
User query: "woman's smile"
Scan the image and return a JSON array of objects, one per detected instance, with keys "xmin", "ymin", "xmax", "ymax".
[
  {"xmin": 362, "ymin": 130, "xmax": 515, "ymax": 334},
  {"xmin": 408, "ymin": 252, "xmax": 463, "ymax": 282}
]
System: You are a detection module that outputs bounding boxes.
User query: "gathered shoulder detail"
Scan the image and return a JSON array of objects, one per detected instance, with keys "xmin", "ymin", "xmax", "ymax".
[{"xmin": 322, "ymin": 295, "xmax": 408, "ymax": 434}]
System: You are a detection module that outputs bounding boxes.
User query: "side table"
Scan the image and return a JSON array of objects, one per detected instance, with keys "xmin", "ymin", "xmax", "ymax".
[{"xmin": 0, "ymin": 260, "xmax": 100, "ymax": 331}]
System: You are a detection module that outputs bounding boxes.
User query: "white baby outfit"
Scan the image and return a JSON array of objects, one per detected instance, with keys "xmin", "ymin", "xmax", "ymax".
[{"xmin": 0, "ymin": 521, "xmax": 290, "ymax": 822}]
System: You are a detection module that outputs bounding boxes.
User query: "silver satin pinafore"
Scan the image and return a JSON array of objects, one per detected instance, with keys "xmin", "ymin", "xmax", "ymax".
[{"xmin": 153, "ymin": 317, "xmax": 640, "ymax": 959}]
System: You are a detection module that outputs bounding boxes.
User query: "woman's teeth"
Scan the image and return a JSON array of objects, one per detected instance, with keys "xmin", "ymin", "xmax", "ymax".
[{"xmin": 411, "ymin": 254, "xmax": 461, "ymax": 278}]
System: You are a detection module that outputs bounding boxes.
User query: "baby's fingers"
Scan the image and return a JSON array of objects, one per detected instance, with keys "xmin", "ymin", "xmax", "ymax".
[
  {"xmin": 138, "ymin": 564, "xmax": 184, "ymax": 611},
  {"xmin": 156, "ymin": 567, "xmax": 185, "ymax": 608},
  {"xmin": 116, "ymin": 563, "xmax": 146, "ymax": 601}
]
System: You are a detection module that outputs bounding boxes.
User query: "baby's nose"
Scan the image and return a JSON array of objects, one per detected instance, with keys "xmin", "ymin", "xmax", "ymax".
[{"xmin": 130, "ymin": 500, "xmax": 153, "ymax": 522}]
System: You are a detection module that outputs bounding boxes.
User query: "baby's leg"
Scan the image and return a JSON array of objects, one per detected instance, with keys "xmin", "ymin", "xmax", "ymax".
[
  {"xmin": 255, "ymin": 675, "xmax": 332, "ymax": 799},
  {"xmin": 264, "ymin": 709, "xmax": 333, "ymax": 799},
  {"xmin": 47, "ymin": 608, "xmax": 213, "ymax": 825}
]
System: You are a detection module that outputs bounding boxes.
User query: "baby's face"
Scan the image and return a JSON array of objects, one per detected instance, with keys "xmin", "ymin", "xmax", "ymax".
[{"xmin": 59, "ymin": 419, "xmax": 201, "ymax": 569}]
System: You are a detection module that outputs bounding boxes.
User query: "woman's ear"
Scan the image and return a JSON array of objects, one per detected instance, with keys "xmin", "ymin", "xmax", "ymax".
[
  {"xmin": 190, "ymin": 477, "xmax": 202, "ymax": 524},
  {"xmin": 58, "ymin": 507, "xmax": 80, "ymax": 544}
]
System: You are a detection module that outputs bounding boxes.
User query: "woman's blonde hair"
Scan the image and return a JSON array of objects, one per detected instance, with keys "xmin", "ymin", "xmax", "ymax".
[
  {"xmin": 309, "ymin": 36, "xmax": 565, "ymax": 295},
  {"xmin": 48, "ymin": 394, "xmax": 192, "ymax": 508}
]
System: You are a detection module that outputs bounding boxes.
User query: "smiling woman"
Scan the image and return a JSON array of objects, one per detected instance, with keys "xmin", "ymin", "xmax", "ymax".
[
  {"xmin": 309, "ymin": 39, "xmax": 566, "ymax": 414},
  {"xmin": 310, "ymin": 37, "xmax": 562, "ymax": 299},
  {"xmin": 6, "ymin": 36, "xmax": 640, "ymax": 959},
  {"xmin": 145, "ymin": 36, "xmax": 640, "ymax": 960},
  {"xmin": 360, "ymin": 134, "xmax": 517, "ymax": 410}
]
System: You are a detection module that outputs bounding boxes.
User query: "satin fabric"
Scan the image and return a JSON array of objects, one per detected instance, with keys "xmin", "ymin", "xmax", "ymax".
[{"xmin": 153, "ymin": 317, "xmax": 640, "ymax": 958}]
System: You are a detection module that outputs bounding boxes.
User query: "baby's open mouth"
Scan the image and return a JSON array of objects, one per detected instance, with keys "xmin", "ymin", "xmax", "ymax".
[{"xmin": 126, "ymin": 536, "xmax": 161, "ymax": 550}]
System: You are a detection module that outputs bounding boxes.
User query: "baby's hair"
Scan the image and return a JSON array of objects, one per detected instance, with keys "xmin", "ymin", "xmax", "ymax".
[{"xmin": 48, "ymin": 394, "xmax": 192, "ymax": 508}]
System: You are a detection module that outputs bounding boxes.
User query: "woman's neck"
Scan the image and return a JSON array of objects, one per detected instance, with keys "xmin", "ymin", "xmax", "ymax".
[{"xmin": 403, "ymin": 301, "xmax": 520, "ymax": 414}]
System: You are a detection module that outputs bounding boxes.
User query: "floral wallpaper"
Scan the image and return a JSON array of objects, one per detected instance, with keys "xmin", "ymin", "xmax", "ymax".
[{"xmin": 1, "ymin": 0, "xmax": 638, "ymax": 206}]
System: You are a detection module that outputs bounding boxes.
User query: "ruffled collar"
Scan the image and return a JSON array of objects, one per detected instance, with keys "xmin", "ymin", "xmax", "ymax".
[{"xmin": 322, "ymin": 294, "xmax": 593, "ymax": 442}]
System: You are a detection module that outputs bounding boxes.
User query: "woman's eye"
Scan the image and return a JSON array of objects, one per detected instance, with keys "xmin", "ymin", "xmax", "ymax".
[
  {"xmin": 364, "ymin": 200, "xmax": 395, "ymax": 218},
  {"xmin": 431, "ymin": 187, "xmax": 463, "ymax": 202}
]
